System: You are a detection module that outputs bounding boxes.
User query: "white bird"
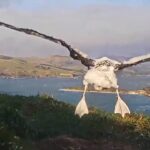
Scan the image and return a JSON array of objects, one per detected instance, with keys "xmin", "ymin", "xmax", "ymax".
[{"xmin": 0, "ymin": 21, "xmax": 150, "ymax": 118}]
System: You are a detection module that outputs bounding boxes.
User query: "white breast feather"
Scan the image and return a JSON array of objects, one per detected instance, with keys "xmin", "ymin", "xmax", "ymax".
[{"xmin": 83, "ymin": 67, "xmax": 118, "ymax": 89}]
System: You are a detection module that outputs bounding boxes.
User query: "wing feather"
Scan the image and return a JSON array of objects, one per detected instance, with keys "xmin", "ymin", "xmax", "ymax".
[
  {"xmin": 118, "ymin": 54, "xmax": 150, "ymax": 70},
  {"xmin": 0, "ymin": 21, "xmax": 94, "ymax": 68}
]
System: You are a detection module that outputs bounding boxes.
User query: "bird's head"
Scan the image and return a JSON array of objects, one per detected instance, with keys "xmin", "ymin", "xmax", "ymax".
[{"xmin": 94, "ymin": 57, "xmax": 121, "ymax": 71}]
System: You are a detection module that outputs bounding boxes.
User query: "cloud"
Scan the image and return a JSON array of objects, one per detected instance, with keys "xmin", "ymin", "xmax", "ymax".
[
  {"xmin": 0, "ymin": 0, "xmax": 11, "ymax": 7},
  {"xmin": 0, "ymin": 4, "xmax": 150, "ymax": 58},
  {"xmin": 0, "ymin": 0, "xmax": 22, "ymax": 8}
]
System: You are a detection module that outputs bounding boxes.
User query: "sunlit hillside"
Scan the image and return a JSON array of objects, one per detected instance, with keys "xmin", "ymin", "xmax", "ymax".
[{"xmin": 0, "ymin": 55, "xmax": 85, "ymax": 78}]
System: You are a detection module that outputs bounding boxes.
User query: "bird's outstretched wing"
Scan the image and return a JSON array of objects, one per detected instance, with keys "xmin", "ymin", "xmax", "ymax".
[
  {"xmin": 0, "ymin": 21, "xmax": 94, "ymax": 68},
  {"xmin": 118, "ymin": 54, "xmax": 150, "ymax": 70}
]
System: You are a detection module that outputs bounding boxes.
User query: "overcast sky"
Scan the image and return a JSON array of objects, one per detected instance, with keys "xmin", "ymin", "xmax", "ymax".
[{"xmin": 0, "ymin": 0, "xmax": 150, "ymax": 58}]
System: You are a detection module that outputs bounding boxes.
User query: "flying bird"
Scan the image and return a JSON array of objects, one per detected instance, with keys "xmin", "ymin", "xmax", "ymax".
[{"xmin": 0, "ymin": 21, "xmax": 150, "ymax": 118}]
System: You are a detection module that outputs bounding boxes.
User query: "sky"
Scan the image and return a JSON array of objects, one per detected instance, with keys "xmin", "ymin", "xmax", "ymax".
[{"xmin": 0, "ymin": 0, "xmax": 150, "ymax": 58}]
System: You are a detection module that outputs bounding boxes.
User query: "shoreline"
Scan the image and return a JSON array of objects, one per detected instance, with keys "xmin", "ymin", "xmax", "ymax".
[
  {"xmin": 59, "ymin": 88, "xmax": 150, "ymax": 97},
  {"xmin": 0, "ymin": 75, "xmax": 79, "ymax": 80}
]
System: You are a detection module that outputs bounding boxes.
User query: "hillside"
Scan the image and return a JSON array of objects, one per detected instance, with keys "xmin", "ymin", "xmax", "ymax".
[
  {"xmin": 0, "ymin": 55, "xmax": 149, "ymax": 78},
  {"xmin": 0, "ymin": 94, "xmax": 150, "ymax": 149},
  {"xmin": 0, "ymin": 55, "xmax": 85, "ymax": 78}
]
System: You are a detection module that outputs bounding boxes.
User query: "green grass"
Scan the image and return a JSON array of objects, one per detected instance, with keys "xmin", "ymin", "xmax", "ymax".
[{"xmin": 0, "ymin": 94, "xmax": 150, "ymax": 149}]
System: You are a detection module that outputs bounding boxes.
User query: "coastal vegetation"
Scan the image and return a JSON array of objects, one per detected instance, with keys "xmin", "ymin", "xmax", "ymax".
[{"xmin": 0, "ymin": 94, "xmax": 150, "ymax": 149}]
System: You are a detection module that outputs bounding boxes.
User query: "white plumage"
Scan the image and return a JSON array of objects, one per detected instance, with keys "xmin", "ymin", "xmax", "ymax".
[
  {"xmin": 83, "ymin": 66, "xmax": 118, "ymax": 89},
  {"xmin": 75, "ymin": 57, "xmax": 130, "ymax": 118},
  {"xmin": 123, "ymin": 54, "xmax": 150, "ymax": 65},
  {"xmin": 83, "ymin": 57, "xmax": 120, "ymax": 89}
]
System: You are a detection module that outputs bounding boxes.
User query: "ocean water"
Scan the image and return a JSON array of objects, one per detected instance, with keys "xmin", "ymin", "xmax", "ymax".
[{"xmin": 0, "ymin": 73, "xmax": 150, "ymax": 114}]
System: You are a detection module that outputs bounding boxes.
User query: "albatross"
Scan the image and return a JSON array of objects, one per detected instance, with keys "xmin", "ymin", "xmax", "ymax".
[{"xmin": 0, "ymin": 21, "xmax": 150, "ymax": 118}]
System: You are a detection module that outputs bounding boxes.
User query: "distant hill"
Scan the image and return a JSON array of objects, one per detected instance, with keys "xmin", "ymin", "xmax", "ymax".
[
  {"xmin": 0, "ymin": 55, "xmax": 149, "ymax": 78},
  {"xmin": 0, "ymin": 55, "xmax": 85, "ymax": 78}
]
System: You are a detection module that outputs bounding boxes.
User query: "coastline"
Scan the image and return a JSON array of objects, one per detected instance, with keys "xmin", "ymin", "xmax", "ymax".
[
  {"xmin": 0, "ymin": 75, "xmax": 79, "ymax": 79},
  {"xmin": 59, "ymin": 88, "xmax": 150, "ymax": 97}
]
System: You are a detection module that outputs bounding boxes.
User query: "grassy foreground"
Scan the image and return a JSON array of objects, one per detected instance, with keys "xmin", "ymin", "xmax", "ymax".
[{"xmin": 0, "ymin": 94, "xmax": 150, "ymax": 150}]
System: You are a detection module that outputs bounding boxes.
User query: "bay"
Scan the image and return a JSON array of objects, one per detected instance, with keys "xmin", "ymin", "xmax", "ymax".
[{"xmin": 0, "ymin": 73, "xmax": 150, "ymax": 114}]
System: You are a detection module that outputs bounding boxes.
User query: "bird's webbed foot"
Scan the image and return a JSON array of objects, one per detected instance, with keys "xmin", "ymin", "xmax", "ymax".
[
  {"xmin": 114, "ymin": 89, "xmax": 130, "ymax": 118},
  {"xmin": 75, "ymin": 84, "xmax": 89, "ymax": 118}
]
